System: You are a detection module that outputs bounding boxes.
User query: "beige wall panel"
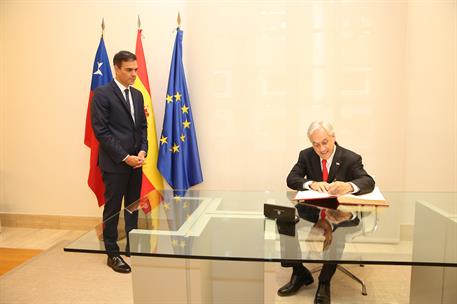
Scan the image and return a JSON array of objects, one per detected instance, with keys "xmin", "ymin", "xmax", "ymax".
[
  {"xmin": 404, "ymin": 1, "xmax": 457, "ymax": 191},
  {"xmin": 0, "ymin": 1, "xmax": 455, "ymax": 219}
]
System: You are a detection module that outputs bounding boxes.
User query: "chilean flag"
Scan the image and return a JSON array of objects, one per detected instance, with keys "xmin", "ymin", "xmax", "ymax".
[{"xmin": 84, "ymin": 36, "xmax": 113, "ymax": 206}]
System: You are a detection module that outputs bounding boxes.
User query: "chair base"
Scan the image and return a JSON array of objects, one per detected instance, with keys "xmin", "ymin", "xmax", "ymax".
[
  {"xmin": 337, "ymin": 265, "xmax": 367, "ymax": 296},
  {"xmin": 310, "ymin": 264, "xmax": 368, "ymax": 296}
]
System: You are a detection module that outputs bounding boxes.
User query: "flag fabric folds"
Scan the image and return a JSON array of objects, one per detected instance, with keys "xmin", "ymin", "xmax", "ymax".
[
  {"xmin": 133, "ymin": 29, "xmax": 163, "ymax": 215},
  {"xmin": 158, "ymin": 29, "xmax": 203, "ymax": 195},
  {"xmin": 133, "ymin": 29, "xmax": 164, "ymax": 195},
  {"xmin": 84, "ymin": 37, "xmax": 113, "ymax": 207}
]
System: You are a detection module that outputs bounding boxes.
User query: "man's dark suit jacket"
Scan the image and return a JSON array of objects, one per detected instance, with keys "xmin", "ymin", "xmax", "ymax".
[
  {"xmin": 91, "ymin": 80, "xmax": 148, "ymax": 173},
  {"xmin": 287, "ymin": 144, "xmax": 375, "ymax": 194}
]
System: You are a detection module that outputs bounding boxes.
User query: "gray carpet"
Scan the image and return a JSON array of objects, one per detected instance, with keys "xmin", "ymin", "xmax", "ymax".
[
  {"xmin": 0, "ymin": 241, "xmax": 410, "ymax": 304},
  {"xmin": 0, "ymin": 242, "xmax": 133, "ymax": 304}
]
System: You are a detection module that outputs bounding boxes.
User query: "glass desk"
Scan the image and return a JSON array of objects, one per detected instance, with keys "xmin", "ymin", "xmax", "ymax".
[{"xmin": 65, "ymin": 190, "xmax": 457, "ymax": 304}]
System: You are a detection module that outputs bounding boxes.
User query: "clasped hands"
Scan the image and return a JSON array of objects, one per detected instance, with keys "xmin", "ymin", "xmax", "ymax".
[
  {"xmin": 310, "ymin": 181, "xmax": 353, "ymax": 195},
  {"xmin": 125, "ymin": 151, "xmax": 146, "ymax": 168}
]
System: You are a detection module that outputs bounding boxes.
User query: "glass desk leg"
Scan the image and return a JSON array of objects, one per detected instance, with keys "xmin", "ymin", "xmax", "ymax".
[{"xmin": 131, "ymin": 256, "xmax": 274, "ymax": 304}]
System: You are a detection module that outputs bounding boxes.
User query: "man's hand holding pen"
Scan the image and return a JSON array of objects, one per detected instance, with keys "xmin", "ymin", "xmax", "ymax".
[
  {"xmin": 310, "ymin": 181, "xmax": 353, "ymax": 195},
  {"xmin": 328, "ymin": 181, "xmax": 353, "ymax": 195},
  {"xmin": 310, "ymin": 181, "xmax": 330, "ymax": 193}
]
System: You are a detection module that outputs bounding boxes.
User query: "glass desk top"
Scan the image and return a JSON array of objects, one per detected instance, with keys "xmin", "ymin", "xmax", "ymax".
[{"xmin": 64, "ymin": 190, "xmax": 457, "ymax": 267}]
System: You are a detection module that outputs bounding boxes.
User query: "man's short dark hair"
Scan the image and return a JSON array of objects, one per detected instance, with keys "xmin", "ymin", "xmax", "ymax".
[{"xmin": 113, "ymin": 51, "xmax": 136, "ymax": 68}]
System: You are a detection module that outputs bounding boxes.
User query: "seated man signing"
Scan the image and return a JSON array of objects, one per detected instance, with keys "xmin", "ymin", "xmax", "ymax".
[{"xmin": 279, "ymin": 121, "xmax": 375, "ymax": 304}]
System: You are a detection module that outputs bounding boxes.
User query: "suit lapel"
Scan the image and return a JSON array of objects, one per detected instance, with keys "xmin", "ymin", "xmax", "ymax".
[
  {"xmin": 110, "ymin": 81, "xmax": 135, "ymax": 125},
  {"xmin": 309, "ymin": 150, "xmax": 323, "ymax": 181},
  {"xmin": 328, "ymin": 146, "xmax": 342, "ymax": 182}
]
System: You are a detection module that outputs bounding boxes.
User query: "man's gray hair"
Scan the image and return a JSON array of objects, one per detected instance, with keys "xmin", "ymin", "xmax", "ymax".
[{"xmin": 307, "ymin": 121, "xmax": 335, "ymax": 138}]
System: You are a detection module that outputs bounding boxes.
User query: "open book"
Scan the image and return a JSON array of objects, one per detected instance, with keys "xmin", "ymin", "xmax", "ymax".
[{"xmin": 294, "ymin": 186, "xmax": 388, "ymax": 207}]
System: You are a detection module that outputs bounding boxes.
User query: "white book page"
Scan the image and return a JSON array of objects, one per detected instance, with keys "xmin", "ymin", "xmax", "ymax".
[
  {"xmin": 294, "ymin": 186, "xmax": 385, "ymax": 201},
  {"xmin": 339, "ymin": 186, "xmax": 385, "ymax": 201},
  {"xmin": 294, "ymin": 190, "xmax": 335, "ymax": 200}
]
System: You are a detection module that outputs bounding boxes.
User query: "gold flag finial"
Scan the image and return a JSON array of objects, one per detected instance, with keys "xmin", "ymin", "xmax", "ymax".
[
  {"xmin": 177, "ymin": 12, "xmax": 181, "ymax": 28},
  {"xmin": 138, "ymin": 15, "xmax": 141, "ymax": 29},
  {"xmin": 101, "ymin": 18, "xmax": 105, "ymax": 37}
]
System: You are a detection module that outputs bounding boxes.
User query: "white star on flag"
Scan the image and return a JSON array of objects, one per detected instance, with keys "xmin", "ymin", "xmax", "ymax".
[{"xmin": 93, "ymin": 62, "xmax": 103, "ymax": 76}]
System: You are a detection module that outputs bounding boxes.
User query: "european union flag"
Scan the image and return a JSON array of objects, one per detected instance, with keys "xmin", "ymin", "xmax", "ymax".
[{"xmin": 158, "ymin": 29, "xmax": 203, "ymax": 195}]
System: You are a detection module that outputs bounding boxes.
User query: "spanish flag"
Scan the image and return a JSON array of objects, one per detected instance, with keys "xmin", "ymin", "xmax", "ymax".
[{"xmin": 133, "ymin": 28, "xmax": 163, "ymax": 217}]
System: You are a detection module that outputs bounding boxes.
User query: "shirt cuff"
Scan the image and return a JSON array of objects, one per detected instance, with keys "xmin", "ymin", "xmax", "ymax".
[
  {"xmin": 349, "ymin": 182, "xmax": 359, "ymax": 194},
  {"xmin": 304, "ymin": 181, "xmax": 313, "ymax": 190},
  {"xmin": 122, "ymin": 154, "xmax": 129, "ymax": 162}
]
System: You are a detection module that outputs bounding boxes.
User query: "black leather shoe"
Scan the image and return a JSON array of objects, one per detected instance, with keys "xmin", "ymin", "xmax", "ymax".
[
  {"xmin": 107, "ymin": 255, "xmax": 131, "ymax": 273},
  {"xmin": 314, "ymin": 282, "xmax": 331, "ymax": 304},
  {"xmin": 277, "ymin": 269, "xmax": 314, "ymax": 296}
]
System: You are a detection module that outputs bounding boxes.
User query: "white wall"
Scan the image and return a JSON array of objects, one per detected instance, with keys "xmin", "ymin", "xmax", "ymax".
[
  {"xmin": 0, "ymin": 0, "xmax": 6, "ymax": 214},
  {"xmin": 1, "ymin": 0, "xmax": 455, "ymax": 218},
  {"xmin": 404, "ymin": 1, "xmax": 457, "ymax": 190}
]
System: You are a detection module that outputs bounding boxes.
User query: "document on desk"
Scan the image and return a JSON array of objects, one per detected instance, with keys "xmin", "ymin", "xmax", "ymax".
[{"xmin": 294, "ymin": 186, "xmax": 388, "ymax": 207}]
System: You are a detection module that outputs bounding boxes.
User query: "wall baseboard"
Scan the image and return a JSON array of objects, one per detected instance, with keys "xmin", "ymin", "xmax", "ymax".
[{"xmin": 0, "ymin": 213, "xmax": 101, "ymax": 231}]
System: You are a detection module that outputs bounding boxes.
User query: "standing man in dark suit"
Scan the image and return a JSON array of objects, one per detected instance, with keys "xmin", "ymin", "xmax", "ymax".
[
  {"xmin": 91, "ymin": 51, "xmax": 148, "ymax": 273},
  {"xmin": 278, "ymin": 121, "xmax": 374, "ymax": 304}
]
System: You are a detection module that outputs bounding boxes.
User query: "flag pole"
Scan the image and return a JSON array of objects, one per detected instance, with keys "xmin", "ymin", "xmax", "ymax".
[
  {"xmin": 138, "ymin": 15, "xmax": 141, "ymax": 30},
  {"xmin": 101, "ymin": 18, "xmax": 105, "ymax": 37},
  {"xmin": 177, "ymin": 12, "xmax": 181, "ymax": 29}
]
